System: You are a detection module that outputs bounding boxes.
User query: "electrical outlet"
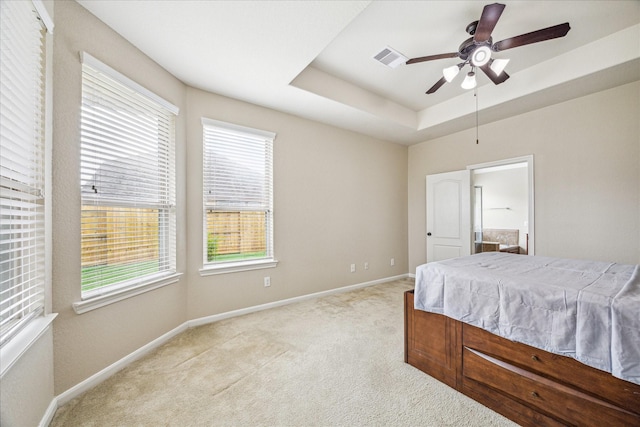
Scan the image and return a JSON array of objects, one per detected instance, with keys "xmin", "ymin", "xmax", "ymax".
[
  {"xmin": 364, "ymin": 262, "xmax": 369, "ymax": 270},
  {"xmin": 350, "ymin": 264, "xmax": 356, "ymax": 273},
  {"xmin": 264, "ymin": 276, "xmax": 271, "ymax": 287},
  {"xmin": 390, "ymin": 258, "xmax": 395, "ymax": 266}
]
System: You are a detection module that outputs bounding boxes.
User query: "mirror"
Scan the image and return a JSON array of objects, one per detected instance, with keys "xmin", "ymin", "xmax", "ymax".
[{"xmin": 469, "ymin": 156, "xmax": 534, "ymax": 255}]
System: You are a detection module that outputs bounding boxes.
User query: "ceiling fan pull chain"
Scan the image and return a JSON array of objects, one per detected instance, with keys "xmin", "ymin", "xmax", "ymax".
[{"xmin": 475, "ymin": 88, "xmax": 479, "ymax": 145}]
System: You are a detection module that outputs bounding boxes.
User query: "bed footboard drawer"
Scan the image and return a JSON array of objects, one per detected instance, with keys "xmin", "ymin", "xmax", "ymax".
[
  {"xmin": 462, "ymin": 346, "xmax": 640, "ymax": 426},
  {"xmin": 463, "ymin": 323, "xmax": 573, "ymax": 380},
  {"xmin": 463, "ymin": 323, "xmax": 640, "ymax": 413}
]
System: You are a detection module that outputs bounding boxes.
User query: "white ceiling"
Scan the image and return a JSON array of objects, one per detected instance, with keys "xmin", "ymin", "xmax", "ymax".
[{"xmin": 77, "ymin": 1, "xmax": 640, "ymax": 145}]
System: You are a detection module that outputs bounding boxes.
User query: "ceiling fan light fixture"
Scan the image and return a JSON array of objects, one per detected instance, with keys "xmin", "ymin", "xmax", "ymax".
[
  {"xmin": 461, "ymin": 70, "xmax": 477, "ymax": 89},
  {"xmin": 443, "ymin": 65, "xmax": 460, "ymax": 82},
  {"xmin": 471, "ymin": 45, "xmax": 491, "ymax": 67},
  {"xmin": 490, "ymin": 58, "xmax": 510, "ymax": 75}
]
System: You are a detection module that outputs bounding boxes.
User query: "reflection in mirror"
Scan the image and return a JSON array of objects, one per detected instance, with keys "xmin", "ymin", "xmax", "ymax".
[{"xmin": 471, "ymin": 160, "xmax": 531, "ymax": 255}]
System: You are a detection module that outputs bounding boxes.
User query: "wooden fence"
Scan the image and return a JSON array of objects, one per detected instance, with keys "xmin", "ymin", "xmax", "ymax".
[
  {"xmin": 81, "ymin": 206, "xmax": 159, "ymax": 267},
  {"xmin": 81, "ymin": 207, "xmax": 265, "ymax": 267},
  {"xmin": 206, "ymin": 210, "xmax": 266, "ymax": 257}
]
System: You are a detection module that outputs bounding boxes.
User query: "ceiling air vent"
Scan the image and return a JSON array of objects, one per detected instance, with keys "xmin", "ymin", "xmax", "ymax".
[{"xmin": 373, "ymin": 46, "xmax": 408, "ymax": 69}]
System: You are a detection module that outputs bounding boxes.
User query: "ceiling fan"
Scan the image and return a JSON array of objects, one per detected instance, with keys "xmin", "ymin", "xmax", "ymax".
[{"xmin": 406, "ymin": 2, "xmax": 570, "ymax": 94}]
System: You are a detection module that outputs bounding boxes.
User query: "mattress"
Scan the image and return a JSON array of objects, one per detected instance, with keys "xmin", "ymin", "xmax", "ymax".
[{"xmin": 414, "ymin": 252, "xmax": 640, "ymax": 385}]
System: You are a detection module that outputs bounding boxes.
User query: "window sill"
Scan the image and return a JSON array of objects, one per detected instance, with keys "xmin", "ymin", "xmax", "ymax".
[
  {"xmin": 1, "ymin": 313, "xmax": 57, "ymax": 378},
  {"xmin": 73, "ymin": 272, "xmax": 183, "ymax": 314},
  {"xmin": 199, "ymin": 259, "xmax": 278, "ymax": 276}
]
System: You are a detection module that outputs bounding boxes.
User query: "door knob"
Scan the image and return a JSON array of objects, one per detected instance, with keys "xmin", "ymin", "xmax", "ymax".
[{"xmin": 427, "ymin": 232, "xmax": 432, "ymax": 236}]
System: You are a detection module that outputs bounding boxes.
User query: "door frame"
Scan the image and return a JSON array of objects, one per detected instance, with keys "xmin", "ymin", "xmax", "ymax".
[{"xmin": 467, "ymin": 155, "xmax": 535, "ymax": 255}]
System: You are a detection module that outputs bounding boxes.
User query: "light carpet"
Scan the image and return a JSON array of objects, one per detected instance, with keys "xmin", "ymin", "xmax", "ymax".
[{"xmin": 51, "ymin": 279, "xmax": 517, "ymax": 426}]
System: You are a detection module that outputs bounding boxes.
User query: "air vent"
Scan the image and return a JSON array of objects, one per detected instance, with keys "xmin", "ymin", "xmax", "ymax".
[{"xmin": 373, "ymin": 46, "xmax": 408, "ymax": 69}]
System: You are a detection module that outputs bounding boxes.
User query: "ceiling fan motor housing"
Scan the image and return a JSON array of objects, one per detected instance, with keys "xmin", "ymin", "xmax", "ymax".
[{"xmin": 458, "ymin": 37, "xmax": 492, "ymax": 62}]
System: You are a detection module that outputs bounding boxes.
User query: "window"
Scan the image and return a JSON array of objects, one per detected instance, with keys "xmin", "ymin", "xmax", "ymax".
[
  {"xmin": 0, "ymin": 0, "xmax": 50, "ymax": 346},
  {"xmin": 79, "ymin": 53, "xmax": 178, "ymax": 300},
  {"xmin": 201, "ymin": 119, "xmax": 276, "ymax": 274}
]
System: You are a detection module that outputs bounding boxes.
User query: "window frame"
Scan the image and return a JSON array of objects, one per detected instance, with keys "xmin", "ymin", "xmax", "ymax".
[
  {"xmin": 74, "ymin": 52, "xmax": 181, "ymax": 312},
  {"xmin": 0, "ymin": 0, "xmax": 56, "ymax": 376},
  {"xmin": 199, "ymin": 118, "xmax": 277, "ymax": 276}
]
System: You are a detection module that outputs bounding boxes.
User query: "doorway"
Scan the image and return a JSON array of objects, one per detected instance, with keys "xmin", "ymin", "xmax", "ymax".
[
  {"xmin": 425, "ymin": 156, "xmax": 534, "ymax": 263},
  {"xmin": 469, "ymin": 156, "xmax": 534, "ymax": 255}
]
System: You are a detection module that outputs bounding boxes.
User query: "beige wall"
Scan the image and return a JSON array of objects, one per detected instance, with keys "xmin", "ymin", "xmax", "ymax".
[
  {"xmin": 51, "ymin": 0, "xmax": 188, "ymax": 394},
  {"xmin": 409, "ymin": 81, "xmax": 640, "ymax": 272},
  {"xmin": 48, "ymin": 0, "xmax": 408, "ymax": 399},
  {"xmin": 185, "ymin": 88, "xmax": 408, "ymax": 319}
]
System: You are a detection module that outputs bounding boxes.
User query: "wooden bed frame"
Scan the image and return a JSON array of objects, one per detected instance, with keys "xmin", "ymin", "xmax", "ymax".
[{"xmin": 404, "ymin": 290, "xmax": 640, "ymax": 426}]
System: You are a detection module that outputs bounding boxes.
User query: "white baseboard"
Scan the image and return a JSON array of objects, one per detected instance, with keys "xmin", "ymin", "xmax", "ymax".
[
  {"xmin": 55, "ymin": 322, "xmax": 188, "ymax": 407},
  {"xmin": 188, "ymin": 274, "xmax": 410, "ymax": 328},
  {"xmin": 39, "ymin": 397, "xmax": 59, "ymax": 427},
  {"xmin": 48, "ymin": 274, "xmax": 409, "ymax": 423}
]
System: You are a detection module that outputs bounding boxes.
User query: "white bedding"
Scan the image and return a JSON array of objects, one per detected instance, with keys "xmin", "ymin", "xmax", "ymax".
[{"xmin": 414, "ymin": 252, "xmax": 640, "ymax": 385}]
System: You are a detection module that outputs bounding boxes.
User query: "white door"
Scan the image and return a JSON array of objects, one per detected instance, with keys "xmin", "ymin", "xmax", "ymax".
[{"xmin": 426, "ymin": 170, "xmax": 471, "ymax": 262}]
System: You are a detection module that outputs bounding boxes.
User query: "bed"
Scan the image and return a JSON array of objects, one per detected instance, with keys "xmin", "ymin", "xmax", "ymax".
[{"xmin": 404, "ymin": 252, "xmax": 640, "ymax": 426}]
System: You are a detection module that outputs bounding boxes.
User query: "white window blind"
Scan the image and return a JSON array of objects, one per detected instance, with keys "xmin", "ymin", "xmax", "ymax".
[
  {"xmin": 0, "ymin": 0, "xmax": 47, "ymax": 346},
  {"xmin": 202, "ymin": 119, "xmax": 274, "ymax": 266},
  {"xmin": 80, "ymin": 54, "xmax": 177, "ymax": 297}
]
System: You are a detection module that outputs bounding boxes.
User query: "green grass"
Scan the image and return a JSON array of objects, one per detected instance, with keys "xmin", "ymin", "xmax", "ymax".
[
  {"xmin": 81, "ymin": 260, "xmax": 159, "ymax": 291},
  {"xmin": 208, "ymin": 251, "xmax": 266, "ymax": 263},
  {"xmin": 83, "ymin": 251, "xmax": 268, "ymax": 292}
]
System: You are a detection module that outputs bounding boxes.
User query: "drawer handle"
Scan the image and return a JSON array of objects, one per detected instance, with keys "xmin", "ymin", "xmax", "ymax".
[
  {"xmin": 531, "ymin": 391, "xmax": 539, "ymax": 398},
  {"xmin": 531, "ymin": 355, "xmax": 539, "ymax": 362}
]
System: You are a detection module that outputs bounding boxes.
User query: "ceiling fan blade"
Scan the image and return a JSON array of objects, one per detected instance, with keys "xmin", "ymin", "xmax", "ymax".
[
  {"xmin": 474, "ymin": 2, "xmax": 506, "ymax": 43},
  {"xmin": 406, "ymin": 52, "xmax": 458, "ymax": 65},
  {"xmin": 492, "ymin": 22, "xmax": 571, "ymax": 52},
  {"xmin": 479, "ymin": 63, "xmax": 509, "ymax": 85},
  {"xmin": 426, "ymin": 76, "xmax": 447, "ymax": 94}
]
